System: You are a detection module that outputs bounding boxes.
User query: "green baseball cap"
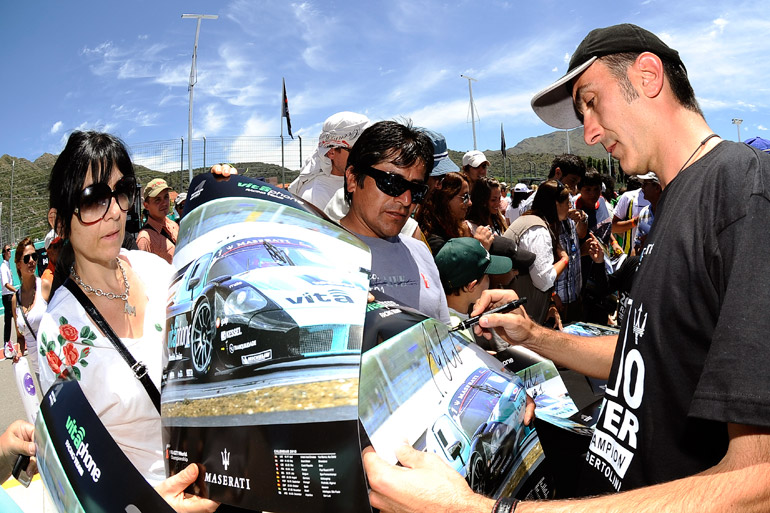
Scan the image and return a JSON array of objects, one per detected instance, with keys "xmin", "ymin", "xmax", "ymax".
[{"xmin": 435, "ymin": 238, "xmax": 512, "ymax": 290}]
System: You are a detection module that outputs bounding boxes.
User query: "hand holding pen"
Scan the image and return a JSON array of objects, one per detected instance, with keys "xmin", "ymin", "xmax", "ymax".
[{"xmin": 450, "ymin": 297, "xmax": 527, "ymax": 332}]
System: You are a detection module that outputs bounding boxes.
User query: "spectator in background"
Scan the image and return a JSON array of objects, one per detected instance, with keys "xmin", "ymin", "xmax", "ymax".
[
  {"xmin": 461, "ymin": 150, "xmax": 489, "ymax": 190},
  {"xmin": 136, "ymin": 178, "xmax": 178, "ymax": 264},
  {"xmin": 419, "ymin": 128, "xmax": 460, "ymax": 192},
  {"xmin": 611, "ymin": 174, "xmax": 649, "ymax": 253},
  {"xmin": 634, "ymin": 173, "xmax": 662, "ymax": 253},
  {"xmin": 435, "ymin": 237, "xmax": 513, "ymax": 353},
  {"xmin": 173, "ymin": 192, "xmax": 187, "ymax": 222},
  {"xmin": 340, "ymin": 120, "xmax": 450, "ymax": 323},
  {"xmin": 1, "ymin": 244, "xmax": 16, "ymax": 359},
  {"xmin": 505, "ymin": 182, "xmax": 532, "ymax": 225},
  {"xmin": 518, "ymin": 154, "xmax": 587, "ymax": 215},
  {"xmin": 503, "ymin": 180, "xmax": 571, "ymax": 325},
  {"xmin": 499, "ymin": 182, "xmax": 511, "ymax": 214},
  {"xmin": 288, "ymin": 111, "xmax": 370, "ymax": 209},
  {"xmin": 601, "ymin": 173, "xmax": 617, "ymax": 206},
  {"xmin": 11, "ymin": 237, "xmax": 48, "ymax": 373},
  {"xmin": 41, "ymin": 234, "xmax": 63, "ymax": 299},
  {"xmin": 466, "ymin": 177, "xmax": 509, "ymax": 236},
  {"xmin": 415, "ymin": 172, "xmax": 477, "ymax": 255}
]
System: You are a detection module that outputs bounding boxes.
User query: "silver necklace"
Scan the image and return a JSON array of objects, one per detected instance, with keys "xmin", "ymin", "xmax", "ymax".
[
  {"xmin": 679, "ymin": 133, "xmax": 720, "ymax": 173},
  {"xmin": 70, "ymin": 258, "xmax": 136, "ymax": 316}
]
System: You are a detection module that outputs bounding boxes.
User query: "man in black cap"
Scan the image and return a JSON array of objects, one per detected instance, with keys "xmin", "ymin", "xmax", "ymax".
[{"xmin": 363, "ymin": 24, "xmax": 770, "ymax": 513}]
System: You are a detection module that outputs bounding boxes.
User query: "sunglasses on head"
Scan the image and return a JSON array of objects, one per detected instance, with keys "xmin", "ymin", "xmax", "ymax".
[
  {"xmin": 359, "ymin": 166, "xmax": 429, "ymax": 204},
  {"xmin": 74, "ymin": 176, "xmax": 137, "ymax": 225},
  {"xmin": 23, "ymin": 253, "xmax": 38, "ymax": 264}
]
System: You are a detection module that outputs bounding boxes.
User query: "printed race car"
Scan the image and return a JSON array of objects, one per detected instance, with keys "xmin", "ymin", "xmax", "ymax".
[
  {"xmin": 425, "ymin": 367, "xmax": 527, "ymax": 495},
  {"xmin": 166, "ymin": 237, "xmax": 366, "ymax": 381}
]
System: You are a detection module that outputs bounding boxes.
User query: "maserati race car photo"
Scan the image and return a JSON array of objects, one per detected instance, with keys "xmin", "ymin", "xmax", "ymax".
[{"xmin": 165, "ymin": 236, "xmax": 366, "ymax": 382}]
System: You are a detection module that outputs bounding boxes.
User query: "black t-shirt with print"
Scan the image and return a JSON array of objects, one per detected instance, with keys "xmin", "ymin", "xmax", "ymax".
[{"xmin": 578, "ymin": 141, "xmax": 770, "ymax": 494}]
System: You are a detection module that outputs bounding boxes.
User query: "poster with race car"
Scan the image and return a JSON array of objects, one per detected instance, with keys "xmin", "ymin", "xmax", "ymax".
[
  {"xmin": 162, "ymin": 173, "xmax": 372, "ymax": 512},
  {"xmin": 359, "ymin": 301, "xmax": 553, "ymax": 501}
]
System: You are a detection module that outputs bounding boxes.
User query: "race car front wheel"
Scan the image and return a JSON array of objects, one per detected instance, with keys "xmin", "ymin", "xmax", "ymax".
[{"xmin": 191, "ymin": 298, "xmax": 214, "ymax": 377}]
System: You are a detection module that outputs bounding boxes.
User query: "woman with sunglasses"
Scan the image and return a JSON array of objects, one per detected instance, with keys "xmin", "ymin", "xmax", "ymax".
[
  {"xmin": 414, "ymin": 172, "xmax": 483, "ymax": 254},
  {"xmin": 10, "ymin": 237, "xmax": 49, "ymax": 376},
  {"xmin": 503, "ymin": 180, "xmax": 571, "ymax": 325},
  {"xmin": 38, "ymin": 131, "xmax": 217, "ymax": 512}
]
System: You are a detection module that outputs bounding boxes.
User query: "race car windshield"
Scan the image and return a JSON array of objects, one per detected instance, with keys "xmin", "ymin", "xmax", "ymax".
[{"xmin": 208, "ymin": 239, "xmax": 326, "ymax": 278}]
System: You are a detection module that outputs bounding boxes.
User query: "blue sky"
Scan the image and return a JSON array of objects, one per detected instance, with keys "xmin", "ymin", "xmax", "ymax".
[{"xmin": 1, "ymin": 0, "xmax": 768, "ymax": 167}]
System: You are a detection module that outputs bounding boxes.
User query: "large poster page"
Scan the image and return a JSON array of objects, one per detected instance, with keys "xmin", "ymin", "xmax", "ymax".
[
  {"xmin": 162, "ymin": 174, "xmax": 372, "ymax": 512},
  {"xmin": 359, "ymin": 302, "xmax": 553, "ymax": 501}
]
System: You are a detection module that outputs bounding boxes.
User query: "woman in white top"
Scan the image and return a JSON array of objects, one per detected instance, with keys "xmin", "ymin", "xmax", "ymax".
[
  {"xmin": 504, "ymin": 180, "xmax": 571, "ymax": 324},
  {"xmin": 38, "ymin": 130, "xmax": 217, "ymax": 512},
  {"xmin": 11, "ymin": 236, "xmax": 50, "ymax": 380}
]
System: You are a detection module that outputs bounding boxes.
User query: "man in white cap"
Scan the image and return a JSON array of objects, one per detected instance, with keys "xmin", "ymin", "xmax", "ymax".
[
  {"xmin": 137, "ymin": 178, "xmax": 178, "ymax": 264},
  {"xmin": 461, "ymin": 150, "xmax": 489, "ymax": 190},
  {"xmin": 288, "ymin": 111, "xmax": 370, "ymax": 209},
  {"xmin": 363, "ymin": 23, "xmax": 770, "ymax": 513}
]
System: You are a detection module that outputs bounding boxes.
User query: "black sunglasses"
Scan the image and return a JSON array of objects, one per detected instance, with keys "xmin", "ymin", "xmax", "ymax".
[
  {"xmin": 75, "ymin": 176, "xmax": 137, "ymax": 225},
  {"xmin": 359, "ymin": 166, "xmax": 429, "ymax": 204},
  {"xmin": 23, "ymin": 253, "xmax": 38, "ymax": 264},
  {"xmin": 459, "ymin": 192, "xmax": 471, "ymax": 204}
]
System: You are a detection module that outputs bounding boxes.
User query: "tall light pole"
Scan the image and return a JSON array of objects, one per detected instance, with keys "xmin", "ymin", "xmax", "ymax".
[
  {"xmin": 460, "ymin": 74, "xmax": 478, "ymax": 150},
  {"xmin": 732, "ymin": 118, "xmax": 743, "ymax": 142},
  {"xmin": 182, "ymin": 13, "xmax": 218, "ymax": 184}
]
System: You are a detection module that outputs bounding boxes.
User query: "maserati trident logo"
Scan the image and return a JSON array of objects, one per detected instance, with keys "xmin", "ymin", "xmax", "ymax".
[{"xmin": 221, "ymin": 448, "xmax": 230, "ymax": 471}]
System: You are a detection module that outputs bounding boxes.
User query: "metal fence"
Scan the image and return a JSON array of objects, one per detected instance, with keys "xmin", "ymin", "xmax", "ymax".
[{"xmin": 130, "ymin": 135, "xmax": 314, "ymax": 175}]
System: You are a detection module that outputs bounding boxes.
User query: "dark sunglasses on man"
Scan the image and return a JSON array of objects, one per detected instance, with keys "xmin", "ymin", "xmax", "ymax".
[
  {"xmin": 358, "ymin": 166, "xmax": 429, "ymax": 204},
  {"xmin": 74, "ymin": 176, "xmax": 138, "ymax": 225},
  {"xmin": 22, "ymin": 253, "xmax": 38, "ymax": 264}
]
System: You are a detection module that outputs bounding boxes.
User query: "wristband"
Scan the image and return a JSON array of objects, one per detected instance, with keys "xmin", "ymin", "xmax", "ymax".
[{"xmin": 492, "ymin": 497, "xmax": 520, "ymax": 513}]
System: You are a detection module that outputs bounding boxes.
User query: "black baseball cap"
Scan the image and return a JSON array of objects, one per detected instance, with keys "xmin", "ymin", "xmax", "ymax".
[{"xmin": 531, "ymin": 24, "xmax": 685, "ymax": 129}]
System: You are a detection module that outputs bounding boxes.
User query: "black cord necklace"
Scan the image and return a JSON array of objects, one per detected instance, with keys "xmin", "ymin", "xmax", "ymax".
[{"xmin": 679, "ymin": 133, "xmax": 720, "ymax": 173}]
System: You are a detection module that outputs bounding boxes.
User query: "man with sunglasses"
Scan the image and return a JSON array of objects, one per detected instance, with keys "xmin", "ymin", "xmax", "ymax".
[
  {"xmin": 136, "ymin": 178, "xmax": 179, "ymax": 264},
  {"xmin": 1, "ymin": 245, "xmax": 17, "ymax": 359},
  {"xmin": 340, "ymin": 120, "xmax": 450, "ymax": 323}
]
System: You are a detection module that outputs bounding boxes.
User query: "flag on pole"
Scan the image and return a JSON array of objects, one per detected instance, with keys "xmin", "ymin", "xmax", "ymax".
[
  {"xmin": 281, "ymin": 78, "xmax": 293, "ymax": 139},
  {"xmin": 500, "ymin": 123, "xmax": 507, "ymax": 158}
]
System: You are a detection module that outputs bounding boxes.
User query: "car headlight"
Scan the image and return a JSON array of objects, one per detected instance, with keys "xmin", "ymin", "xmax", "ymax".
[{"xmin": 224, "ymin": 287, "xmax": 268, "ymax": 315}]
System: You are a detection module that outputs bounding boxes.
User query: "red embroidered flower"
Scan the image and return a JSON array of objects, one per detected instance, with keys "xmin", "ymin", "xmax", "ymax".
[
  {"xmin": 62, "ymin": 343, "xmax": 80, "ymax": 367},
  {"xmin": 59, "ymin": 324, "xmax": 79, "ymax": 342},
  {"xmin": 47, "ymin": 351, "xmax": 63, "ymax": 375}
]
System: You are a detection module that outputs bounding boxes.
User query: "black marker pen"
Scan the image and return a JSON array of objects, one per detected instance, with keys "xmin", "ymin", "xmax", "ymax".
[{"xmin": 449, "ymin": 297, "xmax": 527, "ymax": 332}]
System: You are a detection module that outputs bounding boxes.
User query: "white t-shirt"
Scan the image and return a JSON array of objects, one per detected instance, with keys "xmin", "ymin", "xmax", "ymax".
[
  {"xmin": 39, "ymin": 250, "xmax": 172, "ymax": 486},
  {"xmin": 1, "ymin": 260, "xmax": 12, "ymax": 296},
  {"xmin": 296, "ymin": 173, "xmax": 344, "ymax": 210},
  {"xmin": 518, "ymin": 225, "xmax": 557, "ymax": 292}
]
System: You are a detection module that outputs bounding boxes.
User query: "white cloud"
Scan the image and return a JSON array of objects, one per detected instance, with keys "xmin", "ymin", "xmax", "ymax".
[
  {"xmin": 197, "ymin": 104, "xmax": 228, "ymax": 136},
  {"xmin": 50, "ymin": 121, "xmax": 63, "ymax": 134},
  {"xmin": 757, "ymin": 125, "xmax": 767, "ymax": 131}
]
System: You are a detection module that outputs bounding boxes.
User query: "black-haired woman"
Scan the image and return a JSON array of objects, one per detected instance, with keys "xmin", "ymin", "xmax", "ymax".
[
  {"xmin": 37, "ymin": 131, "xmax": 217, "ymax": 512},
  {"xmin": 503, "ymin": 180, "xmax": 571, "ymax": 324}
]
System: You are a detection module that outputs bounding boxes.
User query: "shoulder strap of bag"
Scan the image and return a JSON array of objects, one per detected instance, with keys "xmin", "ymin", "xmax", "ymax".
[
  {"xmin": 63, "ymin": 278, "xmax": 161, "ymax": 414},
  {"xmin": 141, "ymin": 222, "xmax": 175, "ymax": 244},
  {"xmin": 16, "ymin": 288, "xmax": 37, "ymax": 340}
]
